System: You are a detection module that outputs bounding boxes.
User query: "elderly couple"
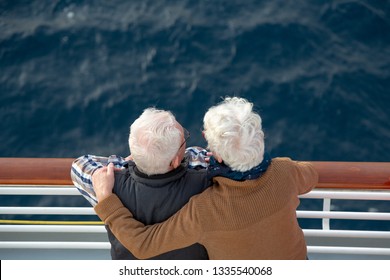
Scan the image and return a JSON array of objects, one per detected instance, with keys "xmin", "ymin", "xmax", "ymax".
[{"xmin": 71, "ymin": 96, "xmax": 318, "ymax": 260}]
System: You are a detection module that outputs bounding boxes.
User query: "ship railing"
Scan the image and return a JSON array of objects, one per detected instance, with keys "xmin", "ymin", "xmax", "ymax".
[{"xmin": 0, "ymin": 158, "xmax": 389, "ymax": 259}]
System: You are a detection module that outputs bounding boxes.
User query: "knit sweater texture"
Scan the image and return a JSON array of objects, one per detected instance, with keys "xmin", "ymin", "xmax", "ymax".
[{"xmin": 95, "ymin": 157, "xmax": 318, "ymax": 259}]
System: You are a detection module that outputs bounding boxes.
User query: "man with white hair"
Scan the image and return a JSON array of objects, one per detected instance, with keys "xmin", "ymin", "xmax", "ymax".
[
  {"xmin": 92, "ymin": 97, "xmax": 319, "ymax": 260},
  {"xmin": 71, "ymin": 108, "xmax": 210, "ymax": 259}
]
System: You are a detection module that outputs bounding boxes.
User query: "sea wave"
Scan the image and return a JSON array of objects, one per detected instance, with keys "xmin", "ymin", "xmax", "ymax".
[{"xmin": 0, "ymin": 0, "xmax": 389, "ymax": 161}]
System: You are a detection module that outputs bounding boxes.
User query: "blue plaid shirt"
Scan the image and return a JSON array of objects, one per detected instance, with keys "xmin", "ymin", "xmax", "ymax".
[{"xmin": 71, "ymin": 147, "xmax": 209, "ymax": 206}]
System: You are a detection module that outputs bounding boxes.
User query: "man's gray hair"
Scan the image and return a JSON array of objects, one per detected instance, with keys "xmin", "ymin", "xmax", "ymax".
[
  {"xmin": 129, "ymin": 108, "xmax": 182, "ymax": 175},
  {"xmin": 203, "ymin": 97, "xmax": 265, "ymax": 172}
]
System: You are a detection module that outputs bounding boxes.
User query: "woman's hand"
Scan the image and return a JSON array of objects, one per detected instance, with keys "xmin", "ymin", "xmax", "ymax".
[{"xmin": 92, "ymin": 163, "xmax": 115, "ymax": 202}]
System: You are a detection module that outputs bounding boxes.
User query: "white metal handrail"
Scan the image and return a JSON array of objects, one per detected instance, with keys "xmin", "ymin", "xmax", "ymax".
[
  {"xmin": 3, "ymin": 207, "xmax": 389, "ymax": 220},
  {"xmin": 2, "ymin": 225, "xmax": 389, "ymax": 238},
  {"xmin": 0, "ymin": 225, "xmax": 106, "ymax": 233},
  {"xmin": 300, "ymin": 189, "xmax": 390, "ymax": 200},
  {"xmin": 0, "ymin": 207, "xmax": 96, "ymax": 215},
  {"xmin": 0, "ymin": 241, "xmax": 110, "ymax": 249},
  {"xmin": 0, "ymin": 186, "xmax": 78, "ymax": 195},
  {"xmin": 303, "ymin": 229, "xmax": 390, "ymax": 239},
  {"xmin": 2, "ymin": 242, "xmax": 390, "ymax": 255},
  {"xmin": 297, "ymin": 211, "xmax": 390, "ymax": 220},
  {"xmin": 307, "ymin": 246, "xmax": 390, "ymax": 256},
  {"xmin": 1, "ymin": 185, "xmax": 390, "ymax": 258},
  {"xmin": 297, "ymin": 187, "xmax": 390, "ymax": 258},
  {"xmin": 3, "ymin": 187, "xmax": 390, "ymax": 199}
]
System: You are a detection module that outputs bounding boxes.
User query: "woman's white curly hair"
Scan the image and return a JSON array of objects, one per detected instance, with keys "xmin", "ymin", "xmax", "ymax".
[{"xmin": 203, "ymin": 97, "xmax": 265, "ymax": 172}]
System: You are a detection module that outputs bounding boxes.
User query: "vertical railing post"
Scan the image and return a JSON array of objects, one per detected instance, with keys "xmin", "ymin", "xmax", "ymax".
[{"xmin": 322, "ymin": 198, "xmax": 331, "ymax": 230}]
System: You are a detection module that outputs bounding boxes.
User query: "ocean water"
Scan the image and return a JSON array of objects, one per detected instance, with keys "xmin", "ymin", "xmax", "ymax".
[{"xmin": 1, "ymin": 1, "xmax": 389, "ymax": 230}]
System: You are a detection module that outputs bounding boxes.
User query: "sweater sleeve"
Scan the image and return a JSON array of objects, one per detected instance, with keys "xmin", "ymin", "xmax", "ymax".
[
  {"xmin": 94, "ymin": 194, "xmax": 203, "ymax": 259},
  {"xmin": 290, "ymin": 160, "xmax": 319, "ymax": 194}
]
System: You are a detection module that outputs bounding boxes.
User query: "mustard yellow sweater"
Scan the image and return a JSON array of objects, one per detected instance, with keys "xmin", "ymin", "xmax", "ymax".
[{"xmin": 95, "ymin": 158, "xmax": 318, "ymax": 259}]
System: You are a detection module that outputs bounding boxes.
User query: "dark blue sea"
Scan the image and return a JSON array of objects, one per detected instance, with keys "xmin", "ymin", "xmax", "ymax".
[{"xmin": 1, "ymin": 1, "xmax": 389, "ymax": 231}]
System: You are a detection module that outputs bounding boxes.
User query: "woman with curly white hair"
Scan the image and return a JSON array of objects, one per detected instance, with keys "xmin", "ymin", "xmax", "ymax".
[{"xmin": 92, "ymin": 97, "xmax": 318, "ymax": 259}]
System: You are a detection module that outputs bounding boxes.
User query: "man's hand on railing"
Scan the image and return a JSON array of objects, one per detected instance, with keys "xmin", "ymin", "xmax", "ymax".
[{"xmin": 92, "ymin": 163, "xmax": 115, "ymax": 202}]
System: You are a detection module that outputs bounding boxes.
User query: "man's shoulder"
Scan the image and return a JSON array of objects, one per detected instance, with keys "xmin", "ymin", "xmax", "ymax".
[
  {"xmin": 113, "ymin": 167, "xmax": 131, "ymax": 185},
  {"xmin": 184, "ymin": 165, "xmax": 209, "ymax": 182},
  {"xmin": 185, "ymin": 166, "xmax": 208, "ymax": 174}
]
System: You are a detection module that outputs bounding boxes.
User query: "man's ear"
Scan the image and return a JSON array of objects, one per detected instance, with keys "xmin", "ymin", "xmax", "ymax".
[{"xmin": 171, "ymin": 155, "xmax": 181, "ymax": 169}]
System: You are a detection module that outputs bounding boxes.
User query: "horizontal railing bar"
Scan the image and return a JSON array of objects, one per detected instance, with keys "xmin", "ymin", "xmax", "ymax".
[
  {"xmin": 2, "ymin": 208, "xmax": 389, "ymax": 220},
  {"xmin": 303, "ymin": 229, "xmax": 390, "ymax": 239},
  {"xmin": 0, "ymin": 158, "xmax": 74, "ymax": 185},
  {"xmin": 307, "ymin": 246, "xmax": 390, "ymax": 255},
  {"xmin": 1, "ymin": 186, "xmax": 390, "ymax": 200},
  {"xmin": 310, "ymin": 161, "xmax": 390, "ymax": 189},
  {"xmin": 300, "ymin": 190, "xmax": 390, "ymax": 200},
  {"xmin": 0, "ymin": 241, "xmax": 110, "ymax": 249},
  {"xmin": 0, "ymin": 207, "xmax": 96, "ymax": 215},
  {"xmin": 1, "ymin": 242, "xmax": 389, "ymax": 255},
  {"xmin": 0, "ymin": 187, "xmax": 79, "ymax": 195},
  {"xmin": 1, "ymin": 158, "xmax": 390, "ymax": 189},
  {"xmin": 2, "ymin": 226, "xmax": 389, "ymax": 238},
  {"xmin": 297, "ymin": 211, "xmax": 390, "ymax": 220},
  {"xmin": 0, "ymin": 225, "xmax": 106, "ymax": 233}
]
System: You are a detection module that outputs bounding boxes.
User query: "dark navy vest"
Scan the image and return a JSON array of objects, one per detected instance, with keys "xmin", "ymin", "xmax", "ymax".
[{"xmin": 106, "ymin": 160, "xmax": 210, "ymax": 259}]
